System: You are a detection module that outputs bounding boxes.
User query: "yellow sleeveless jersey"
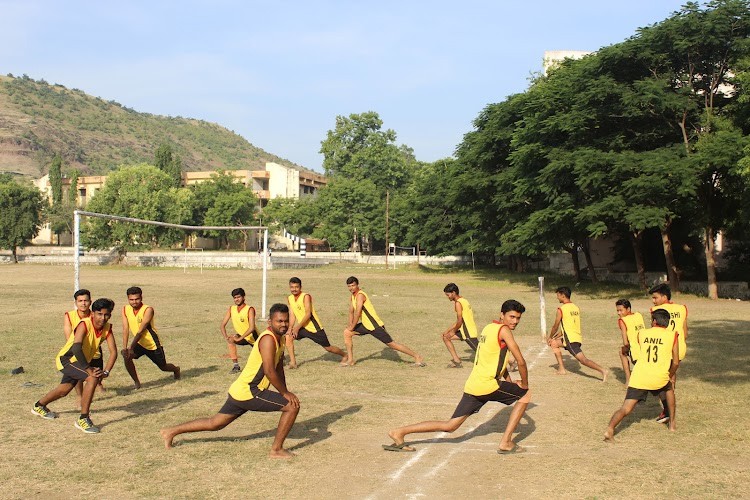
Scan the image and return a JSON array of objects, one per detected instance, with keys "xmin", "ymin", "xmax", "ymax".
[
  {"xmin": 651, "ymin": 303, "xmax": 687, "ymax": 360},
  {"xmin": 464, "ymin": 322, "xmax": 511, "ymax": 396},
  {"xmin": 456, "ymin": 297, "xmax": 478, "ymax": 339},
  {"xmin": 230, "ymin": 304, "xmax": 256, "ymax": 342},
  {"xmin": 124, "ymin": 304, "xmax": 160, "ymax": 351},
  {"xmin": 629, "ymin": 326, "xmax": 678, "ymax": 390},
  {"xmin": 352, "ymin": 290, "xmax": 384, "ymax": 330},
  {"xmin": 288, "ymin": 293, "xmax": 324, "ymax": 332},
  {"xmin": 66, "ymin": 309, "xmax": 100, "ymax": 359},
  {"xmin": 56, "ymin": 317, "xmax": 111, "ymax": 370},
  {"xmin": 559, "ymin": 302, "xmax": 582, "ymax": 344},
  {"xmin": 228, "ymin": 329, "xmax": 285, "ymax": 401},
  {"xmin": 619, "ymin": 312, "xmax": 645, "ymax": 362}
]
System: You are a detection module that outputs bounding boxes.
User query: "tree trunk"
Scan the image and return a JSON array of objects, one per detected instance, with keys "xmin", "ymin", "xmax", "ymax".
[
  {"xmin": 660, "ymin": 222, "xmax": 680, "ymax": 291},
  {"xmin": 582, "ymin": 239, "xmax": 599, "ymax": 283},
  {"xmin": 704, "ymin": 225, "xmax": 719, "ymax": 300},
  {"xmin": 630, "ymin": 231, "xmax": 647, "ymax": 290},
  {"xmin": 568, "ymin": 246, "xmax": 582, "ymax": 282},
  {"xmin": 12, "ymin": 246, "xmax": 18, "ymax": 263}
]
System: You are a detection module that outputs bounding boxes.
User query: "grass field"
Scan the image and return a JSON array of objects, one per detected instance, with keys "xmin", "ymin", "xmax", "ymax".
[{"xmin": 1, "ymin": 263, "xmax": 749, "ymax": 499}]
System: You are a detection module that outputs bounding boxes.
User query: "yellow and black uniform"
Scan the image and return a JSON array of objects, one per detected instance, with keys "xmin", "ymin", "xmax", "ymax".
[
  {"xmin": 66, "ymin": 309, "xmax": 104, "ymax": 369},
  {"xmin": 56, "ymin": 317, "xmax": 111, "ymax": 385},
  {"xmin": 625, "ymin": 326, "xmax": 678, "ymax": 402},
  {"xmin": 452, "ymin": 321, "xmax": 527, "ymax": 418},
  {"xmin": 352, "ymin": 290, "xmax": 394, "ymax": 344},
  {"xmin": 559, "ymin": 302, "xmax": 583, "ymax": 355},
  {"xmin": 288, "ymin": 293, "xmax": 331, "ymax": 347},
  {"xmin": 124, "ymin": 304, "xmax": 167, "ymax": 368},
  {"xmin": 651, "ymin": 302, "xmax": 687, "ymax": 360},
  {"xmin": 619, "ymin": 312, "xmax": 645, "ymax": 362},
  {"xmin": 220, "ymin": 329, "xmax": 289, "ymax": 414},
  {"xmin": 456, "ymin": 297, "xmax": 479, "ymax": 350},
  {"xmin": 230, "ymin": 304, "xmax": 258, "ymax": 346}
]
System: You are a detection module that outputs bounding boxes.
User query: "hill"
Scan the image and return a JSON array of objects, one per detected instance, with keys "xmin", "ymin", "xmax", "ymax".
[{"xmin": 0, "ymin": 73, "xmax": 305, "ymax": 178}]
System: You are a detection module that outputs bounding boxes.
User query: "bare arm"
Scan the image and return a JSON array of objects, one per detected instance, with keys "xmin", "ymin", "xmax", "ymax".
[
  {"xmin": 260, "ymin": 336, "xmax": 299, "ymax": 407},
  {"xmin": 63, "ymin": 312, "xmax": 73, "ymax": 339},
  {"xmin": 219, "ymin": 308, "xmax": 232, "ymax": 339},
  {"xmin": 103, "ymin": 332, "xmax": 118, "ymax": 374},
  {"xmin": 347, "ymin": 293, "xmax": 365, "ymax": 331},
  {"xmin": 287, "ymin": 298, "xmax": 298, "ymax": 336},
  {"xmin": 547, "ymin": 308, "xmax": 562, "ymax": 342},
  {"xmin": 443, "ymin": 301, "xmax": 464, "ymax": 336},
  {"xmin": 669, "ymin": 333, "xmax": 680, "ymax": 378},
  {"xmin": 121, "ymin": 307, "xmax": 130, "ymax": 357},
  {"xmin": 502, "ymin": 326, "xmax": 528, "ymax": 388}
]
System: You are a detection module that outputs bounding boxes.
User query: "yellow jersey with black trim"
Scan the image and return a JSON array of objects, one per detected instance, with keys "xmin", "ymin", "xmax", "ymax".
[
  {"xmin": 56, "ymin": 317, "xmax": 111, "ymax": 370},
  {"xmin": 619, "ymin": 312, "xmax": 645, "ymax": 362},
  {"xmin": 230, "ymin": 304, "xmax": 256, "ymax": 342},
  {"xmin": 228, "ymin": 329, "xmax": 285, "ymax": 401},
  {"xmin": 66, "ymin": 309, "xmax": 100, "ymax": 359},
  {"xmin": 464, "ymin": 322, "xmax": 510, "ymax": 396},
  {"xmin": 456, "ymin": 297, "xmax": 478, "ymax": 339},
  {"xmin": 288, "ymin": 293, "xmax": 324, "ymax": 332},
  {"xmin": 629, "ymin": 326, "xmax": 677, "ymax": 390},
  {"xmin": 559, "ymin": 302, "xmax": 582, "ymax": 344},
  {"xmin": 651, "ymin": 302, "xmax": 687, "ymax": 360},
  {"xmin": 352, "ymin": 290, "xmax": 384, "ymax": 330},
  {"xmin": 124, "ymin": 304, "xmax": 160, "ymax": 351}
]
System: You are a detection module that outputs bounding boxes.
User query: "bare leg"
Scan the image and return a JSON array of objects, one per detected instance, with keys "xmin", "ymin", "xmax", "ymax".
[
  {"xmin": 324, "ymin": 345, "xmax": 347, "ymax": 359},
  {"xmin": 160, "ymin": 413, "xmax": 238, "ymax": 449},
  {"xmin": 123, "ymin": 357, "xmax": 141, "ymax": 389},
  {"xmin": 285, "ymin": 335, "xmax": 298, "ymax": 369},
  {"xmin": 388, "ymin": 415, "xmax": 470, "ymax": 450},
  {"xmin": 665, "ymin": 389, "xmax": 676, "ymax": 432},
  {"xmin": 79, "ymin": 375, "xmax": 99, "ymax": 415},
  {"xmin": 160, "ymin": 362, "xmax": 181, "ymax": 380},
  {"xmin": 269, "ymin": 401, "xmax": 301, "ymax": 459},
  {"xmin": 342, "ymin": 329, "xmax": 356, "ymax": 366},
  {"xmin": 498, "ymin": 391, "xmax": 531, "ymax": 451},
  {"xmin": 619, "ymin": 351, "xmax": 631, "ymax": 385},
  {"xmin": 443, "ymin": 333, "xmax": 462, "ymax": 365},
  {"xmin": 575, "ymin": 352, "xmax": 608, "ymax": 382},
  {"xmin": 386, "ymin": 341, "xmax": 424, "ymax": 365},
  {"xmin": 604, "ymin": 399, "xmax": 639, "ymax": 442},
  {"xmin": 74, "ymin": 381, "xmax": 83, "ymax": 409},
  {"xmin": 227, "ymin": 341, "xmax": 239, "ymax": 366},
  {"xmin": 38, "ymin": 382, "xmax": 76, "ymax": 407},
  {"xmin": 551, "ymin": 341, "xmax": 567, "ymax": 374}
]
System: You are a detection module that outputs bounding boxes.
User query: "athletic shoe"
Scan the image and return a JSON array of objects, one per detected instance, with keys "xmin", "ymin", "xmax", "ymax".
[
  {"xmin": 31, "ymin": 403, "xmax": 57, "ymax": 420},
  {"xmin": 656, "ymin": 411, "xmax": 670, "ymax": 424},
  {"xmin": 74, "ymin": 416, "xmax": 100, "ymax": 434},
  {"xmin": 230, "ymin": 365, "xmax": 241, "ymax": 374}
]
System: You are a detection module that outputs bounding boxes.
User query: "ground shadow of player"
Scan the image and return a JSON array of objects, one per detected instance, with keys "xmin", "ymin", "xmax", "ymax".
[
  {"xmin": 608, "ymin": 397, "xmax": 663, "ymax": 435},
  {"xmin": 294, "ymin": 352, "xmax": 343, "ymax": 369},
  {"xmin": 404, "ymin": 403, "xmax": 538, "ymax": 447},
  {"xmin": 547, "ymin": 358, "xmax": 601, "ymax": 381},
  {"xmin": 111, "ymin": 365, "xmax": 220, "ymax": 396},
  {"xmin": 354, "ymin": 347, "xmax": 412, "ymax": 366},
  {"xmin": 182, "ymin": 404, "xmax": 363, "ymax": 449},
  {"xmin": 101, "ymin": 390, "xmax": 219, "ymax": 427},
  {"xmin": 610, "ymin": 367, "xmax": 627, "ymax": 385}
]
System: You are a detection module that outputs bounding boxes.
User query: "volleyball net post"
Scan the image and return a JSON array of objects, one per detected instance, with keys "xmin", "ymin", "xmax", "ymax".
[
  {"xmin": 73, "ymin": 210, "xmax": 269, "ymax": 317},
  {"xmin": 539, "ymin": 276, "xmax": 547, "ymax": 342}
]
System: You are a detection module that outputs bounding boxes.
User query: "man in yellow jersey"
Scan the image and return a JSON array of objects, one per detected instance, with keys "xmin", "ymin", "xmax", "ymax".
[
  {"xmin": 121, "ymin": 286, "xmax": 180, "ymax": 389},
  {"xmin": 383, "ymin": 300, "xmax": 531, "ymax": 454},
  {"xmin": 441, "ymin": 283, "xmax": 479, "ymax": 368},
  {"xmin": 161, "ymin": 303, "xmax": 300, "ymax": 459},
  {"xmin": 615, "ymin": 298, "xmax": 645, "ymax": 386},
  {"xmin": 648, "ymin": 283, "xmax": 687, "ymax": 424},
  {"xmin": 604, "ymin": 309, "xmax": 679, "ymax": 441},
  {"xmin": 342, "ymin": 276, "xmax": 425, "ymax": 367},
  {"xmin": 33, "ymin": 298, "xmax": 118, "ymax": 434},
  {"xmin": 547, "ymin": 286, "xmax": 609, "ymax": 381},
  {"xmin": 286, "ymin": 277, "xmax": 348, "ymax": 368},
  {"xmin": 219, "ymin": 288, "xmax": 258, "ymax": 374},
  {"xmin": 63, "ymin": 289, "xmax": 97, "ymax": 405}
]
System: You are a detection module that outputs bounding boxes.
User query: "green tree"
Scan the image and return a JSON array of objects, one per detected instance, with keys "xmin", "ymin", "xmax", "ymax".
[
  {"xmin": 0, "ymin": 178, "xmax": 46, "ymax": 262},
  {"xmin": 155, "ymin": 143, "xmax": 183, "ymax": 188},
  {"xmin": 68, "ymin": 169, "xmax": 79, "ymax": 205},
  {"xmin": 261, "ymin": 197, "xmax": 318, "ymax": 237},
  {"xmin": 83, "ymin": 164, "xmax": 193, "ymax": 250},
  {"xmin": 49, "ymin": 154, "xmax": 63, "ymax": 205}
]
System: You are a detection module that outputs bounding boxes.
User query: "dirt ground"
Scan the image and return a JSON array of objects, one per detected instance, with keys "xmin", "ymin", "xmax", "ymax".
[{"xmin": 1, "ymin": 263, "xmax": 748, "ymax": 499}]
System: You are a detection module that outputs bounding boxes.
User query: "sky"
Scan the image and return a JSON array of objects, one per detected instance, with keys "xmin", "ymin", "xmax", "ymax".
[{"xmin": 1, "ymin": 1, "xmax": 691, "ymax": 172}]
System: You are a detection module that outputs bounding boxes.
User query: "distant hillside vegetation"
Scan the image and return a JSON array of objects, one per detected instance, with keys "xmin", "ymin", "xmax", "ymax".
[{"xmin": 0, "ymin": 73, "xmax": 303, "ymax": 178}]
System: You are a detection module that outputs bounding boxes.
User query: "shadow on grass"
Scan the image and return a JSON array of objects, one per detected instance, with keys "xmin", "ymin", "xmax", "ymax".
[
  {"xmin": 404, "ymin": 402, "xmax": 538, "ymax": 447},
  {"xmin": 293, "ymin": 351, "xmax": 344, "ymax": 369},
  {"xmin": 683, "ymin": 319, "xmax": 750, "ymax": 386},
  {"xmin": 110, "ymin": 365, "xmax": 220, "ymax": 397},
  {"xmin": 611, "ymin": 397, "xmax": 665, "ymax": 435},
  {"xmin": 355, "ymin": 347, "xmax": 417, "ymax": 366},
  {"xmin": 103, "ymin": 390, "xmax": 220, "ymax": 427},
  {"xmin": 181, "ymin": 404, "xmax": 363, "ymax": 450}
]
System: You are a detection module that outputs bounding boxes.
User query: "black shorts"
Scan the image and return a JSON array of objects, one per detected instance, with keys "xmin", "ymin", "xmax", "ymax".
[
  {"xmin": 59, "ymin": 360, "xmax": 90, "ymax": 385},
  {"xmin": 464, "ymin": 337, "xmax": 479, "ymax": 351},
  {"xmin": 132, "ymin": 344, "xmax": 167, "ymax": 368},
  {"xmin": 451, "ymin": 381, "xmax": 529, "ymax": 418},
  {"xmin": 218, "ymin": 390, "xmax": 289, "ymax": 415},
  {"xmin": 564, "ymin": 342, "xmax": 583, "ymax": 356},
  {"xmin": 625, "ymin": 382, "xmax": 673, "ymax": 402},
  {"xmin": 90, "ymin": 356, "xmax": 104, "ymax": 369},
  {"xmin": 353, "ymin": 323, "xmax": 394, "ymax": 344},
  {"xmin": 296, "ymin": 327, "xmax": 332, "ymax": 348}
]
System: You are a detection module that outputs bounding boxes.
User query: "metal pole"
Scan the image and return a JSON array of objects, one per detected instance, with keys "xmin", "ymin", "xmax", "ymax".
[
  {"xmin": 262, "ymin": 228, "xmax": 268, "ymax": 319},
  {"xmin": 539, "ymin": 276, "xmax": 547, "ymax": 342},
  {"xmin": 74, "ymin": 210, "xmax": 80, "ymax": 291},
  {"xmin": 385, "ymin": 190, "xmax": 389, "ymax": 270}
]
